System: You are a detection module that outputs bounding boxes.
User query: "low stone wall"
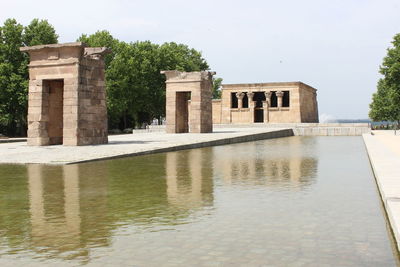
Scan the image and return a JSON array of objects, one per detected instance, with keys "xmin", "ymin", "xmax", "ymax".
[
  {"xmin": 264, "ymin": 123, "xmax": 370, "ymax": 136},
  {"xmin": 146, "ymin": 123, "xmax": 370, "ymax": 136}
]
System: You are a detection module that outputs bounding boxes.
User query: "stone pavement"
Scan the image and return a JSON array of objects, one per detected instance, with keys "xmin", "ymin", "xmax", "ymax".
[
  {"xmin": 363, "ymin": 130, "xmax": 400, "ymax": 251},
  {"xmin": 0, "ymin": 127, "xmax": 292, "ymax": 165}
]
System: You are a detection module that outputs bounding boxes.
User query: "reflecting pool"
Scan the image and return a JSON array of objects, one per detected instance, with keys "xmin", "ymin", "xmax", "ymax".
[{"xmin": 0, "ymin": 136, "xmax": 398, "ymax": 266}]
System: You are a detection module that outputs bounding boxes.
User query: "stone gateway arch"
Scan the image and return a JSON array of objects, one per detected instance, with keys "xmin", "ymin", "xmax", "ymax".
[
  {"xmin": 21, "ymin": 42, "xmax": 109, "ymax": 146},
  {"xmin": 161, "ymin": 70, "xmax": 215, "ymax": 134}
]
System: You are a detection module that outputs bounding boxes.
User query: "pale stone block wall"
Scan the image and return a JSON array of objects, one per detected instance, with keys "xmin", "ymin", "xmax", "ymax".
[
  {"xmin": 162, "ymin": 71, "xmax": 215, "ymax": 133},
  {"xmin": 212, "ymin": 100, "xmax": 222, "ymax": 124},
  {"xmin": 230, "ymin": 109, "xmax": 252, "ymax": 124},
  {"xmin": 214, "ymin": 82, "xmax": 318, "ymax": 124},
  {"xmin": 299, "ymin": 83, "xmax": 319, "ymax": 123},
  {"xmin": 21, "ymin": 42, "xmax": 109, "ymax": 146}
]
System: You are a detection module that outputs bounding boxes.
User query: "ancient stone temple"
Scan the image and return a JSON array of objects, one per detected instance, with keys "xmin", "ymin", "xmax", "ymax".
[
  {"xmin": 21, "ymin": 42, "xmax": 109, "ymax": 146},
  {"xmin": 161, "ymin": 70, "xmax": 215, "ymax": 133},
  {"xmin": 212, "ymin": 82, "xmax": 319, "ymax": 124}
]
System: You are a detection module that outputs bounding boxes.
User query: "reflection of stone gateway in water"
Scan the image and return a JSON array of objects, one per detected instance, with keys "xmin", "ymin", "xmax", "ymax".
[
  {"xmin": 212, "ymin": 136, "xmax": 318, "ymax": 188},
  {"xmin": 27, "ymin": 164, "xmax": 109, "ymax": 260},
  {"xmin": 166, "ymin": 149, "xmax": 214, "ymax": 208}
]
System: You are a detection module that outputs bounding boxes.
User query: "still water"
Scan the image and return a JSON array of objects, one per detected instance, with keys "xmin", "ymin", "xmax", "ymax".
[{"xmin": 0, "ymin": 136, "xmax": 398, "ymax": 266}]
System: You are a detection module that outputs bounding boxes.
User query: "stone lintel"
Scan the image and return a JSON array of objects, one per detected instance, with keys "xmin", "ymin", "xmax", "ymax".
[
  {"xmin": 84, "ymin": 47, "xmax": 111, "ymax": 57},
  {"xmin": 28, "ymin": 59, "xmax": 80, "ymax": 68},
  {"xmin": 161, "ymin": 70, "xmax": 216, "ymax": 82},
  {"xmin": 20, "ymin": 42, "xmax": 86, "ymax": 52},
  {"xmin": 222, "ymin": 81, "xmax": 317, "ymax": 91},
  {"xmin": 165, "ymin": 79, "xmax": 204, "ymax": 84}
]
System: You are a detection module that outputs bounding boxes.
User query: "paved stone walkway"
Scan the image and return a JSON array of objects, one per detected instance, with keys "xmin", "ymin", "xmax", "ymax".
[
  {"xmin": 0, "ymin": 128, "xmax": 292, "ymax": 165},
  {"xmin": 363, "ymin": 130, "xmax": 400, "ymax": 251}
]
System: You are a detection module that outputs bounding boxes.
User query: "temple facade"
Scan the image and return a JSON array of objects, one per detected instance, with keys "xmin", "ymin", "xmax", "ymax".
[{"xmin": 212, "ymin": 82, "xmax": 319, "ymax": 124}]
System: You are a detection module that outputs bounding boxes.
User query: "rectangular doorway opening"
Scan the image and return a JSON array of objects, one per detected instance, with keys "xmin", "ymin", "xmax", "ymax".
[
  {"xmin": 45, "ymin": 80, "xmax": 64, "ymax": 145},
  {"xmin": 175, "ymin": 92, "xmax": 191, "ymax": 133},
  {"xmin": 253, "ymin": 92, "xmax": 265, "ymax": 123},
  {"xmin": 254, "ymin": 109, "xmax": 264, "ymax": 123}
]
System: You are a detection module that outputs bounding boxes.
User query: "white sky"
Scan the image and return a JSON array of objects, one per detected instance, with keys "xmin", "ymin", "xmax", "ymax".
[{"xmin": 2, "ymin": 0, "xmax": 400, "ymax": 119}]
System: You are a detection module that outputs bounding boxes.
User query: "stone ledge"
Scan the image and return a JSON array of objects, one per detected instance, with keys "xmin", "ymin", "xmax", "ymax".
[
  {"xmin": 20, "ymin": 42, "xmax": 84, "ymax": 52},
  {"xmin": 0, "ymin": 138, "xmax": 27, "ymax": 144},
  {"xmin": 0, "ymin": 128, "xmax": 293, "ymax": 165},
  {"xmin": 363, "ymin": 132, "xmax": 400, "ymax": 251}
]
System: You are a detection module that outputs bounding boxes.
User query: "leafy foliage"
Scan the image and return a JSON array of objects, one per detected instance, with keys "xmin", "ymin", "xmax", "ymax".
[
  {"xmin": 212, "ymin": 77, "xmax": 223, "ymax": 99},
  {"xmin": 370, "ymin": 33, "xmax": 400, "ymax": 124},
  {"xmin": 0, "ymin": 19, "xmax": 210, "ymax": 135},
  {"xmin": 23, "ymin": 19, "xmax": 58, "ymax": 46},
  {"xmin": 0, "ymin": 18, "xmax": 58, "ymax": 136},
  {"xmin": 79, "ymin": 31, "xmax": 210, "ymax": 129}
]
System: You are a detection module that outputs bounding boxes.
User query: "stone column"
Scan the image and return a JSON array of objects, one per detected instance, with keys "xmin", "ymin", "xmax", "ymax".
[
  {"xmin": 263, "ymin": 91, "xmax": 272, "ymax": 123},
  {"xmin": 276, "ymin": 90, "xmax": 284, "ymax": 108},
  {"xmin": 247, "ymin": 92, "xmax": 255, "ymax": 123},
  {"xmin": 236, "ymin": 92, "xmax": 245, "ymax": 109}
]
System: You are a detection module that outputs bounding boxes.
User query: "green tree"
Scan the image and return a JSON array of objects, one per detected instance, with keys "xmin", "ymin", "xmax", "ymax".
[
  {"xmin": 78, "ymin": 32, "xmax": 210, "ymax": 129},
  {"xmin": 369, "ymin": 33, "xmax": 400, "ymax": 127},
  {"xmin": 106, "ymin": 41, "xmax": 161, "ymax": 128},
  {"xmin": 212, "ymin": 77, "xmax": 223, "ymax": 99},
  {"xmin": 23, "ymin": 19, "xmax": 58, "ymax": 46},
  {"xmin": 77, "ymin": 30, "xmax": 118, "ymax": 67},
  {"xmin": 0, "ymin": 18, "xmax": 58, "ymax": 136},
  {"xmin": 0, "ymin": 19, "xmax": 27, "ymax": 136}
]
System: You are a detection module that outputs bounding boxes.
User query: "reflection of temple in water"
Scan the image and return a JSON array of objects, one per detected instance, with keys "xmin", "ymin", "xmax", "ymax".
[
  {"xmin": 27, "ymin": 164, "xmax": 109, "ymax": 260},
  {"xmin": 1, "ymin": 136, "xmax": 318, "ymax": 262},
  {"xmin": 211, "ymin": 137, "xmax": 318, "ymax": 188},
  {"xmin": 166, "ymin": 149, "xmax": 214, "ymax": 209},
  {"xmin": 22, "ymin": 150, "xmax": 215, "ymax": 261}
]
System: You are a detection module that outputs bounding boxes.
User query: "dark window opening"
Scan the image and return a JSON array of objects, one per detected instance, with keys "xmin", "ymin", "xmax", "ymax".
[
  {"xmin": 242, "ymin": 93, "xmax": 249, "ymax": 108},
  {"xmin": 270, "ymin": 91, "xmax": 278, "ymax": 107},
  {"xmin": 282, "ymin": 91, "xmax": 290, "ymax": 107},
  {"xmin": 253, "ymin": 92, "xmax": 266, "ymax": 108},
  {"xmin": 231, "ymin": 92, "xmax": 238, "ymax": 108}
]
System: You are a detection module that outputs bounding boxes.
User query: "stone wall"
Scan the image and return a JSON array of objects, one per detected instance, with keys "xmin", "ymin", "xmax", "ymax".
[
  {"xmin": 212, "ymin": 100, "xmax": 222, "ymax": 124},
  {"xmin": 146, "ymin": 123, "xmax": 370, "ymax": 136},
  {"xmin": 77, "ymin": 55, "xmax": 108, "ymax": 145},
  {"xmin": 162, "ymin": 71, "xmax": 215, "ymax": 133},
  {"xmin": 215, "ymin": 82, "xmax": 318, "ymax": 124},
  {"xmin": 299, "ymin": 83, "xmax": 319, "ymax": 123},
  {"xmin": 21, "ymin": 42, "xmax": 109, "ymax": 146}
]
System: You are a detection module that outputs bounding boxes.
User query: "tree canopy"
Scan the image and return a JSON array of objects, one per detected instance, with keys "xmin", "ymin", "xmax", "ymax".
[
  {"xmin": 78, "ymin": 31, "xmax": 210, "ymax": 129},
  {"xmin": 0, "ymin": 19, "xmax": 213, "ymax": 135},
  {"xmin": 369, "ymin": 33, "xmax": 400, "ymax": 124},
  {"xmin": 0, "ymin": 18, "xmax": 58, "ymax": 136}
]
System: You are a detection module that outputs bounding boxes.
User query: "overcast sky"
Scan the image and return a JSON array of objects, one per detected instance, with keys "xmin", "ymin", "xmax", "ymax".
[{"xmin": 2, "ymin": 0, "xmax": 400, "ymax": 119}]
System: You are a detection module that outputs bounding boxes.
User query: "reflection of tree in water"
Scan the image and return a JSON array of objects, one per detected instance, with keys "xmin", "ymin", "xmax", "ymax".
[
  {"xmin": 213, "ymin": 136, "xmax": 318, "ymax": 189},
  {"xmin": 0, "ymin": 164, "xmax": 30, "ymax": 254}
]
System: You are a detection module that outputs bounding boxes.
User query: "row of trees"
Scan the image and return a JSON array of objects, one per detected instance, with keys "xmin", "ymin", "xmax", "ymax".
[
  {"xmin": 0, "ymin": 19, "xmax": 58, "ymax": 136},
  {"xmin": 369, "ymin": 33, "xmax": 400, "ymax": 126},
  {"xmin": 0, "ymin": 18, "xmax": 222, "ymax": 136}
]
